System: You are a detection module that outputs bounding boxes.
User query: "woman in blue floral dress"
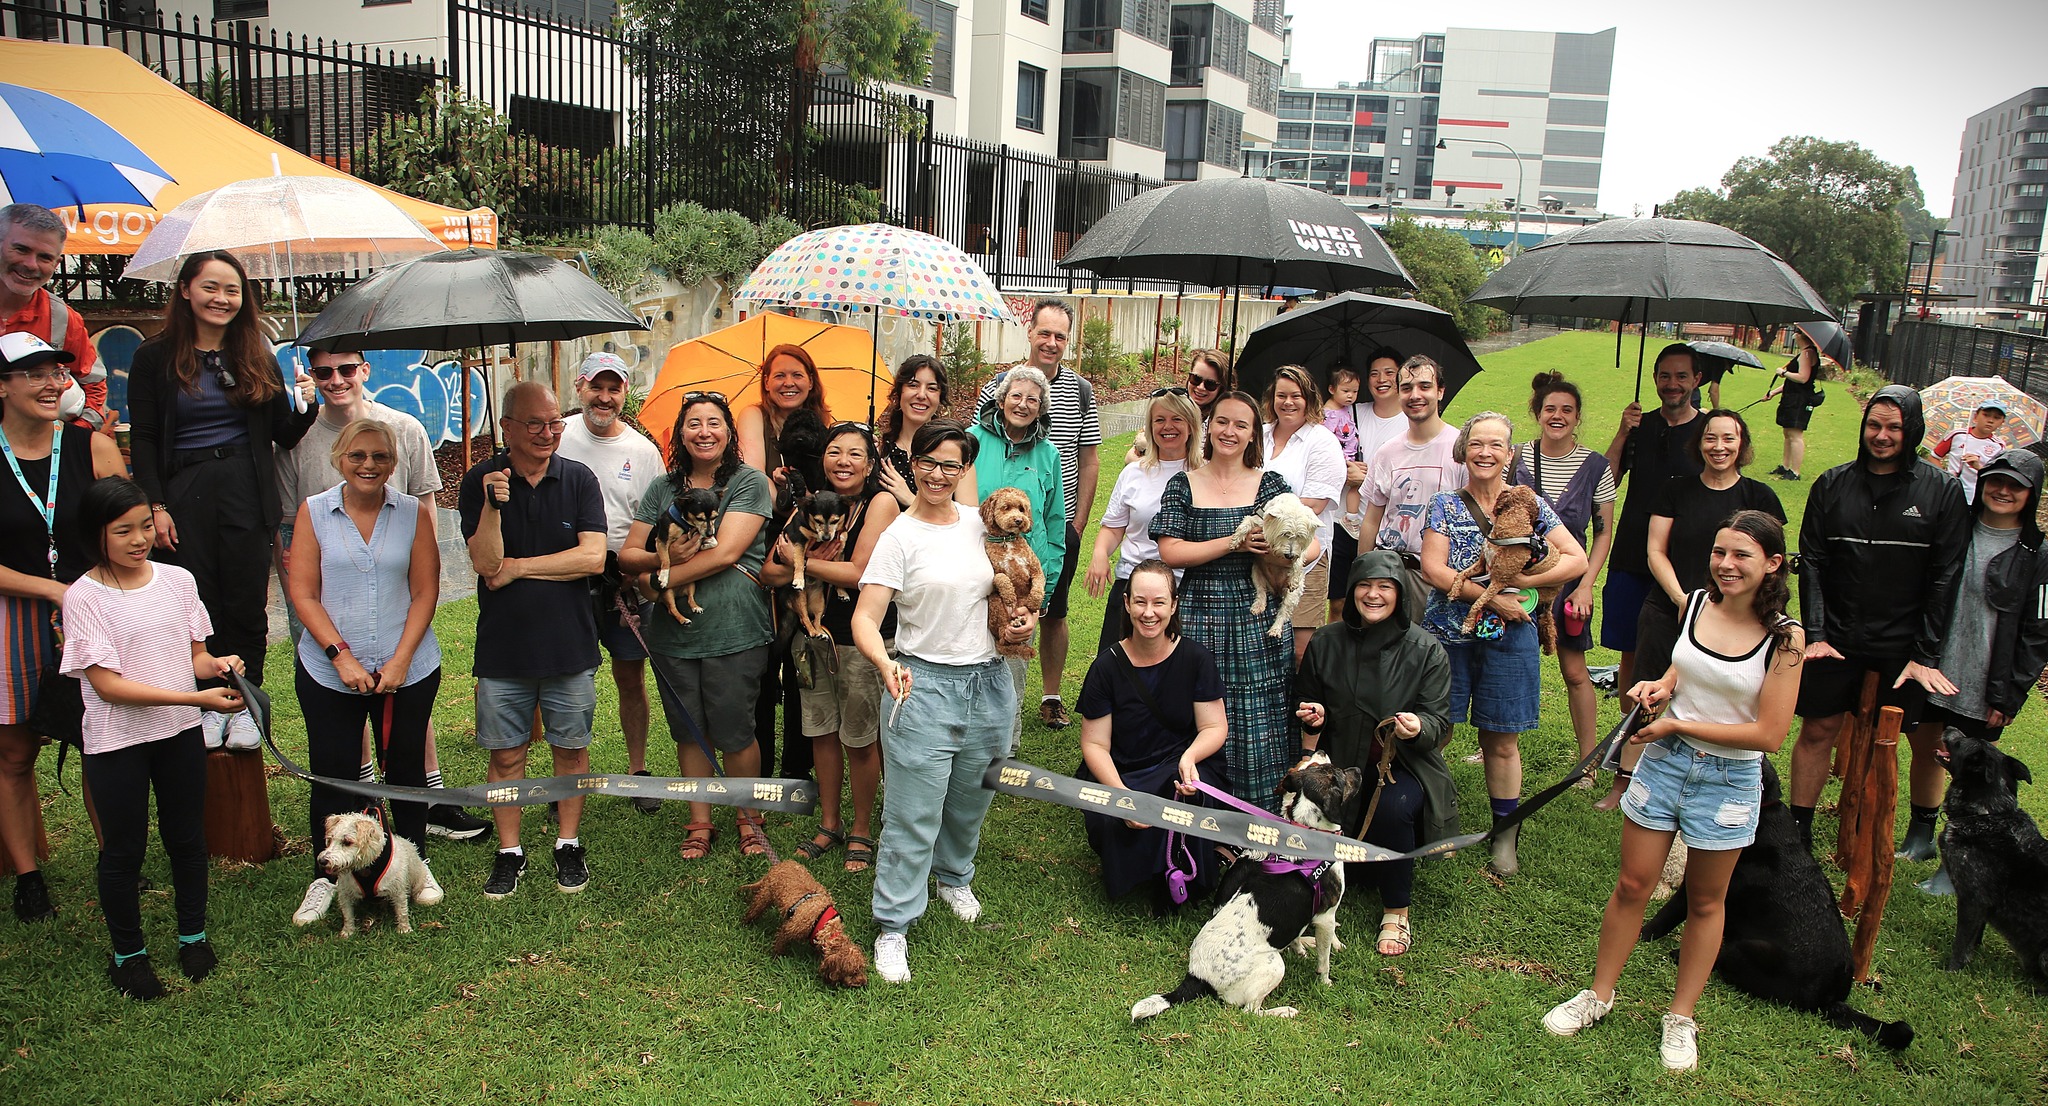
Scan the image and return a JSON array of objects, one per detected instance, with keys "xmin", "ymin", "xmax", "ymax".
[{"xmin": 1153, "ymin": 392, "xmax": 1309, "ymax": 812}]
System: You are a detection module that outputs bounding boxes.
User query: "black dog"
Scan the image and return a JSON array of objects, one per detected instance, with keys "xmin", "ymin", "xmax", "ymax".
[
  {"xmin": 1938, "ymin": 727, "xmax": 2048, "ymax": 985},
  {"xmin": 646, "ymin": 486, "xmax": 721, "ymax": 626},
  {"xmin": 774, "ymin": 408, "xmax": 829, "ymax": 514},
  {"xmin": 1643, "ymin": 759, "xmax": 1912, "ymax": 1049}
]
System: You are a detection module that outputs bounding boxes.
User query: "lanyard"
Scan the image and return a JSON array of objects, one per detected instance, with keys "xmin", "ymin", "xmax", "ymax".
[{"xmin": 0, "ymin": 422, "xmax": 62, "ymax": 575}]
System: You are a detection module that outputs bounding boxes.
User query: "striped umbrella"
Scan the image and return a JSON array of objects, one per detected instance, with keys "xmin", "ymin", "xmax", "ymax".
[{"xmin": 0, "ymin": 81, "xmax": 172, "ymax": 210}]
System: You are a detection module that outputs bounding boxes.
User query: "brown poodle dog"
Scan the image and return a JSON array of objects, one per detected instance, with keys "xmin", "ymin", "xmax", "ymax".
[
  {"xmin": 1448, "ymin": 484, "xmax": 1564, "ymax": 653},
  {"xmin": 980, "ymin": 487, "xmax": 1045, "ymax": 660},
  {"xmin": 739, "ymin": 861, "xmax": 869, "ymax": 988}
]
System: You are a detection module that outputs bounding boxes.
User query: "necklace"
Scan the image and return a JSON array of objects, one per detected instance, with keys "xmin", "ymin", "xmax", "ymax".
[{"xmin": 0, "ymin": 421, "xmax": 62, "ymax": 574}]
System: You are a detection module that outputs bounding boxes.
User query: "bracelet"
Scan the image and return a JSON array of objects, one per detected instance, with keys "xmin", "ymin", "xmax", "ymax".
[{"xmin": 151, "ymin": 503, "xmax": 167, "ymax": 515}]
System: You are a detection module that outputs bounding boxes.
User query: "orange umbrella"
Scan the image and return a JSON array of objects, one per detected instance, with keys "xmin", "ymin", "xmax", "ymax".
[{"xmin": 640, "ymin": 312, "xmax": 886, "ymax": 453}]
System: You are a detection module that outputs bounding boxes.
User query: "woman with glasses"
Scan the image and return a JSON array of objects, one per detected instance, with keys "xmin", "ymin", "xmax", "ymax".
[
  {"xmin": 1087, "ymin": 388, "xmax": 1203, "ymax": 655},
  {"xmin": 284, "ymin": 419, "xmax": 445, "ymax": 925},
  {"xmin": 1152, "ymin": 391, "xmax": 1307, "ymax": 813},
  {"xmin": 853, "ymin": 419, "xmax": 1036, "ymax": 983},
  {"xmin": 622, "ymin": 392, "xmax": 778, "ymax": 861},
  {"xmin": 1184, "ymin": 350, "xmax": 1229, "ymax": 421},
  {"xmin": 128, "ymin": 251, "xmax": 316, "ymax": 747},
  {"xmin": 879, "ymin": 354, "xmax": 949, "ymax": 510},
  {"xmin": 760, "ymin": 422, "xmax": 898, "ymax": 873},
  {"xmin": 1261, "ymin": 365, "xmax": 1347, "ymax": 660},
  {"xmin": 0, "ymin": 334, "xmax": 124, "ymax": 923}
]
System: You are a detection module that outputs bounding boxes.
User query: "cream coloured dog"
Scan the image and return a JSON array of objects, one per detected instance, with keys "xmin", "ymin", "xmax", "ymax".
[
  {"xmin": 317, "ymin": 810, "xmax": 440, "ymax": 937},
  {"xmin": 1228, "ymin": 492, "xmax": 1320, "ymax": 638}
]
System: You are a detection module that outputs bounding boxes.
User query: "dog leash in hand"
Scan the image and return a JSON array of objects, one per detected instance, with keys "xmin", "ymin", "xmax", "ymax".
[{"xmin": 1356, "ymin": 716, "xmax": 1401, "ymax": 838}]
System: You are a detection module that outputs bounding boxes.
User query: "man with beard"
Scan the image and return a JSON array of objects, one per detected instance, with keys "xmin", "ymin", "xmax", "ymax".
[{"xmin": 0, "ymin": 204, "xmax": 110, "ymax": 432}]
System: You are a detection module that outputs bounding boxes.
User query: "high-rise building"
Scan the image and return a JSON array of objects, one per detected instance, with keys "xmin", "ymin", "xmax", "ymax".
[{"xmin": 1946, "ymin": 87, "xmax": 2048, "ymax": 309}]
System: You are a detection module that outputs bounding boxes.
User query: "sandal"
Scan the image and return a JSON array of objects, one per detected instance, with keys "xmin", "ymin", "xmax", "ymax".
[
  {"xmin": 797, "ymin": 825, "xmax": 845, "ymax": 860},
  {"xmin": 678, "ymin": 822, "xmax": 717, "ymax": 861},
  {"xmin": 843, "ymin": 834, "xmax": 876, "ymax": 873},
  {"xmin": 736, "ymin": 813, "xmax": 772, "ymax": 858},
  {"xmin": 1376, "ymin": 912, "xmax": 1412, "ymax": 956}
]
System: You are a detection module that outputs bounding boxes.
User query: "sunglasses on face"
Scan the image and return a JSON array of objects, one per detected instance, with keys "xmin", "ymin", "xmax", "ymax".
[
  {"xmin": 310, "ymin": 362, "xmax": 365, "ymax": 381},
  {"xmin": 1186, "ymin": 374, "xmax": 1220, "ymax": 392},
  {"xmin": 342, "ymin": 450, "xmax": 394, "ymax": 467}
]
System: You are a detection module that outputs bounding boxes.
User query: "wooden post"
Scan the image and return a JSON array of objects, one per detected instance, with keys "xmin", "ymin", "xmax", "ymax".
[
  {"xmin": 1849, "ymin": 706, "xmax": 1905, "ymax": 982},
  {"xmin": 1832, "ymin": 672, "xmax": 1882, "ymax": 874}
]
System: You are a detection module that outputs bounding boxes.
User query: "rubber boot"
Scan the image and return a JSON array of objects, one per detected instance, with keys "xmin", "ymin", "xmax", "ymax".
[
  {"xmin": 1915, "ymin": 863, "xmax": 1955, "ymax": 897},
  {"xmin": 1489, "ymin": 816, "xmax": 1520, "ymax": 877},
  {"xmin": 1894, "ymin": 818, "xmax": 1938, "ymax": 862}
]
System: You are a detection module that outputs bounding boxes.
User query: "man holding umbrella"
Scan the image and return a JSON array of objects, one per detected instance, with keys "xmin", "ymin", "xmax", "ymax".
[
  {"xmin": 1599, "ymin": 345, "xmax": 1704, "ymax": 707},
  {"xmin": 0, "ymin": 204, "xmax": 110, "ymax": 433}
]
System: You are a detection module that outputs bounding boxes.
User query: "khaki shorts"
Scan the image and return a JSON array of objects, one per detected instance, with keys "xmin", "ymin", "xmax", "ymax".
[
  {"xmin": 1292, "ymin": 559, "xmax": 1331, "ymax": 630},
  {"xmin": 799, "ymin": 641, "xmax": 890, "ymax": 748}
]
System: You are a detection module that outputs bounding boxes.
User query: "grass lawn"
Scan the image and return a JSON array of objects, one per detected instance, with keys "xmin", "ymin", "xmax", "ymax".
[{"xmin": 4, "ymin": 330, "xmax": 2044, "ymax": 1104}]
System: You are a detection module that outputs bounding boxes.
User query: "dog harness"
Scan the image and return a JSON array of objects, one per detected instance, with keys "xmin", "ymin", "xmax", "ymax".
[
  {"xmin": 337, "ymin": 806, "xmax": 400, "ymax": 899},
  {"xmin": 1256, "ymin": 857, "xmax": 1334, "ymax": 913},
  {"xmin": 784, "ymin": 890, "xmax": 840, "ymax": 940}
]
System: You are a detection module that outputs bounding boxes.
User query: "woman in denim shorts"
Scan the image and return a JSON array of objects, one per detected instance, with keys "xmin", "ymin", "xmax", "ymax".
[{"xmin": 1542, "ymin": 510, "xmax": 1805, "ymax": 1072}]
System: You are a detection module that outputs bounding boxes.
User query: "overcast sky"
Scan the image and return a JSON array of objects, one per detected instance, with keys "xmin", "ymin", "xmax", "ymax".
[{"xmin": 1286, "ymin": 0, "xmax": 2048, "ymax": 219}]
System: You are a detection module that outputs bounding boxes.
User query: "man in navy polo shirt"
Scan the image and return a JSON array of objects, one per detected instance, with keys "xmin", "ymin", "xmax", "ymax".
[{"xmin": 459, "ymin": 381, "xmax": 607, "ymax": 899}]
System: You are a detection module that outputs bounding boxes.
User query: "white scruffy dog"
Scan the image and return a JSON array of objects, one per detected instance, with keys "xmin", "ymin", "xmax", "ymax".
[
  {"xmin": 318, "ymin": 810, "xmax": 440, "ymax": 937},
  {"xmin": 1228, "ymin": 492, "xmax": 1321, "ymax": 638}
]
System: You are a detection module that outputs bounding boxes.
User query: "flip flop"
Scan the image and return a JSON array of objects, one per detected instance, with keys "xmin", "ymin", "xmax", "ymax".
[
  {"xmin": 843, "ymin": 834, "xmax": 876, "ymax": 873},
  {"xmin": 797, "ymin": 825, "xmax": 845, "ymax": 860}
]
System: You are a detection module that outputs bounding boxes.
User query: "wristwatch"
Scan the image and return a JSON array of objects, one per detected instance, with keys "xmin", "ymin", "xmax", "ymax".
[{"xmin": 324, "ymin": 640, "xmax": 351, "ymax": 660}]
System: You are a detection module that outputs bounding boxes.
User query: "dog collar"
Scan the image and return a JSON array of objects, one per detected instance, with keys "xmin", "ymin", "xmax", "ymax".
[
  {"xmin": 985, "ymin": 532, "xmax": 1023, "ymax": 544},
  {"xmin": 810, "ymin": 903, "xmax": 840, "ymax": 941},
  {"xmin": 785, "ymin": 890, "xmax": 822, "ymax": 922},
  {"xmin": 1489, "ymin": 534, "xmax": 1535, "ymax": 547}
]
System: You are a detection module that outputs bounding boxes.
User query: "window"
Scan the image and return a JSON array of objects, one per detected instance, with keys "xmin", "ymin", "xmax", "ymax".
[
  {"xmin": 1393, "ymin": 99, "xmax": 1405, "ymax": 114},
  {"xmin": 1277, "ymin": 92, "xmax": 1313, "ymax": 118},
  {"xmin": 1021, "ymin": 0, "xmax": 1047, "ymax": 22},
  {"xmin": 1396, "ymin": 188, "xmax": 1408, "ymax": 199},
  {"xmin": 1420, "ymin": 99, "xmax": 1438, "ymax": 125},
  {"xmin": 2022, "ymin": 158, "xmax": 2048, "ymax": 170},
  {"xmin": 1058, "ymin": 68, "xmax": 1165, "ymax": 158},
  {"xmin": 1423, "ymin": 34, "xmax": 1444, "ymax": 63},
  {"xmin": 1203, "ymin": 103, "xmax": 1243, "ymax": 169},
  {"xmin": 2016, "ymin": 183, "xmax": 2046, "ymax": 197},
  {"xmin": 1016, "ymin": 63, "xmax": 1045, "ymax": 132},
  {"xmin": 1401, "ymin": 127, "xmax": 1412, "ymax": 145},
  {"xmin": 2022, "ymin": 132, "xmax": 2048, "ymax": 145},
  {"xmin": 1276, "ymin": 122, "xmax": 1310, "ymax": 143},
  {"xmin": 2031, "ymin": 105, "xmax": 2048, "ymax": 116},
  {"xmin": 1389, "ymin": 157, "xmax": 1401, "ymax": 175},
  {"xmin": 214, "ymin": 0, "xmax": 269, "ymax": 15},
  {"xmin": 1169, "ymin": 4, "xmax": 1212, "ymax": 86},
  {"xmin": 1166, "ymin": 102, "xmax": 1205, "ymax": 180},
  {"xmin": 1311, "ymin": 124, "xmax": 1348, "ymax": 152},
  {"xmin": 1065, "ymin": 0, "xmax": 1113, "ymax": 51},
  {"xmin": 1353, "ymin": 128, "xmax": 1385, "ymax": 149},
  {"xmin": 1246, "ymin": 55, "xmax": 1279, "ymax": 115},
  {"xmin": 908, "ymin": 0, "xmax": 957, "ymax": 95},
  {"xmin": 2012, "ymin": 209, "xmax": 2043, "ymax": 223}
]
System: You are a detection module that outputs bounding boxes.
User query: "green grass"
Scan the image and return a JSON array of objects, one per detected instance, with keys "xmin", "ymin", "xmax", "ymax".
[{"xmin": 4, "ymin": 331, "xmax": 2044, "ymax": 1104}]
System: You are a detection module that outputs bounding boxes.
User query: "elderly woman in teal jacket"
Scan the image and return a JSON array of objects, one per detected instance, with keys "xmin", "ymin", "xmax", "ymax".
[{"xmin": 967, "ymin": 364, "xmax": 1066, "ymax": 753}]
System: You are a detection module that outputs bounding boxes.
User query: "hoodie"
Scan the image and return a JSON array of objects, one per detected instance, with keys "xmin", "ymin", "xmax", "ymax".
[
  {"xmin": 1797, "ymin": 385, "xmax": 1969, "ymax": 664},
  {"xmin": 1966, "ymin": 451, "xmax": 2048, "ymax": 720},
  {"xmin": 968, "ymin": 389, "xmax": 1067, "ymax": 594},
  {"xmin": 1294, "ymin": 549, "xmax": 1459, "ymax": 844}
]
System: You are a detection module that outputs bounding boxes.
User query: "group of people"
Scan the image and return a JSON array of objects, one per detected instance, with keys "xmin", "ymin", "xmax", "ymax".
[{"xmin": 1, "ymin": 217, "xmax": 2040, "ymax": 1070}]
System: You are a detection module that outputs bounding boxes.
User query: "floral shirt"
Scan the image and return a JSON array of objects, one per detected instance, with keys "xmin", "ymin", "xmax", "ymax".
[{"xmin": 1422, "ymin": 490, "xmax": 1562, "ymax": 643}]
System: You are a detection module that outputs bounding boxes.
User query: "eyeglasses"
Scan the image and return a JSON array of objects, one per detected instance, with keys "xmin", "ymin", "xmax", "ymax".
[
  {"xmin": 342, "ymin": 450, "xmax": 395, "ymax": 467},
  {"xmin": 0, "ymin": 367, "xmax": 68, "ymax": 387},
  {"xmin": 1030, "ymin": 330, "xmax": 1070, "ymax": 343},
  {"xmin": 1185, "ymin": 373, "xmax": 1221, "ymax": 392},
  {"xmin": 911, "ymin": 455, "xmax": 967, "ymax": 477},
  {"xmin": 508, "ymin": 417, "xmax": 569, "ymax": 436},
  {"xmin": 1150, "ymin": 386, "xmax": 1190, "ymax": 399},
  {"xmin": 310, "ymin": 362, "xmax": 365, "ymax": 381}
]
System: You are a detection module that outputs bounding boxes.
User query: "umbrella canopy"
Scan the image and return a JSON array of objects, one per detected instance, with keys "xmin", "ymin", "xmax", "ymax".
[
  {"xmin": 1235, "ymin": 292, "xmax": 1484, "ymax": 407},
  {"xmin": 126, "ymin": 174, "xmax": 447, "ymax": 283},
  {"xmin": 0, "ymin": 79, "xmax": 172, "ymax": 209},
  {"xmin": 297, "ymin": 249, "xmax": 644, "ymax": 352},
  {"xmin": 1918, "ymin": 375, "xmax": 2047, "ymax": 451},
  {"xmin": 1794, "ymin": 319, "xmax": 1853, "ymax": 370},
  {"xmin": 1057, "ymin": 177, "xmax": 1414, "ymax": 293},
  {"xmin": 640, "ymin": 314, "xmax": 882, "ymax": 453},
  {"xmin": 1468, "ymin": 218, "xmax": 1834, "ymax": 326},
  {"xmin": 1685, "ymin": 340, "xmax": 1764, "ymax": 371},
  {"xmin": 736, "ymin": 222, "xmax": 1015, "ymax": 323}
]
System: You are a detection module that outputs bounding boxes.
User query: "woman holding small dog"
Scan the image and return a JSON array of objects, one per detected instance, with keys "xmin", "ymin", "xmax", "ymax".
[
  {"xmin": 853, "ymin": 420, "xmax": 1037, "ymax": 984},
  {"xmin": 1087, "ymin": 388, "xmax": 1203, "ymax": 653},
  {"xmin": 1295, "ymin": 549, "xmax": 1453, "ymax": 956},
  {"xmin": 1261, "ymin": 365, "xmax": 1348, "ymax": 660},
  {"xmin": 1077, "ymin": 560, "xmax": 1227, "ymax": 911},
  {"xmin": 1153, "ymin": 391, "xmax": 1306, "ymax": 813},
  {"xmin": 285, "ymin": 419, "xmax": 444, "ymax": 928},
  {"xmin": 1543, "ymin": 509, "xmax": 1803, "ymax": 1072},
  {"xmin": 761, "ymin": 422, "xmax": 899, "ymax": 873},
  {"xmin": 1420, "ymin": 412, "xmax": 1585, "ymax": 877},
  {"xmin": 622, "ymin": 392, "xmax": 777, "ymax": 861}
]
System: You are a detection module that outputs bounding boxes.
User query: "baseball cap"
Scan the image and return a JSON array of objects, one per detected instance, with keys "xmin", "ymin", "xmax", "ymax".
[
  {"xmin": 0, "ymin": 332, "xmax": 76, "ymax": 373},
  {"xmin": 1977, "ymin": 400, "xmax": 2007, "ymax": 415},
  {"xmin": 576, "ymin": 351, "xmax": 629, "ymax": 385},
  {"xmin": 1979, "ymin": 450, "xmax": 2040, "ymax": 490}
]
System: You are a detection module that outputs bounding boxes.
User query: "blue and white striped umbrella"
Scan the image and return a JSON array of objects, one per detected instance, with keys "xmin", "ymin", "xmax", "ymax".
[{"xmin": 0, "ymin": 81, "xmax": 173, "ymax": 210}]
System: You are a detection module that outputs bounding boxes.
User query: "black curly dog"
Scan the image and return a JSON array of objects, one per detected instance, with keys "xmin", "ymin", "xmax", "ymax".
[
  {"xmin": 1642, "ymin": 759, "xmax": 1912, "ymax": 1049},
  {"xmin": 1937, "ymin": 727, "xmax": 2048, "ymax": 986}
]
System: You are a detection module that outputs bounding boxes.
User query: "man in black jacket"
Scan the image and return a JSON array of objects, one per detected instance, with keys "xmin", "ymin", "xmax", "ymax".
[{"xmin": 1789, "ymin": 385, "xmax": 1968, "ymax": 846}]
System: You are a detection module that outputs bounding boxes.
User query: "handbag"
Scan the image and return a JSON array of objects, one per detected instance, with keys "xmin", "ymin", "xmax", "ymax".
[{"xmin": 26, "ymin": 663, "xmax": 83, "ymax": 750}]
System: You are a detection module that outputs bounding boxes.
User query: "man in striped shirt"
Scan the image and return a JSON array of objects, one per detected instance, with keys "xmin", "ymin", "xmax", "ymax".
[{"xmin": 976, "ymin": 299, "xmax": 1099, "ymax": 729}]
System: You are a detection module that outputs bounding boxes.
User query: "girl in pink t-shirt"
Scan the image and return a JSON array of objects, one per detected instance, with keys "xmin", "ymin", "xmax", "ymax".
[{"xmin": 60, "ymin": 477, "xmax": 244, "ymax": 1001}]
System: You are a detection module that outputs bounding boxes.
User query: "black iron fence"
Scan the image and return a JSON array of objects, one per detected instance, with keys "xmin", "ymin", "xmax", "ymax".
[{"xmin": 1883, "ymin": 319, "xmax": 2048, "ymax": 401}]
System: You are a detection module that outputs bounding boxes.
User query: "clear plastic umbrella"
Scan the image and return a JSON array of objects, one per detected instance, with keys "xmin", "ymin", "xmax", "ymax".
[{"xmin": 125, "ymin": 170, "xmax": 446, "ymax": 283}]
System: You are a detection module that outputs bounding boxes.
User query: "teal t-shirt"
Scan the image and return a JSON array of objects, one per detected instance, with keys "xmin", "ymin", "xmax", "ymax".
[{"xmin": 633, "ymin": 466, "xmax": 774, "ymax": 659}]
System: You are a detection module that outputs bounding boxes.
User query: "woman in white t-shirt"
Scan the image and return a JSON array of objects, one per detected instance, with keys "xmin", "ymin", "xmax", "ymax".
[
  {"xmin": 853, "ymin": 420, "xmax": 1035, "ymax": 985},
  {"xmin": 1261, "ymin": 365, "xmax": 1347, "ymax": 660},
  {"xmin": 1086, "ymin": 387, "xmax": 1204, "ymax": 654}
]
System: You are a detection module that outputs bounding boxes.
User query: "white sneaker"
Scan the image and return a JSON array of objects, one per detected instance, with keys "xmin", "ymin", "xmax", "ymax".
[
  {"xmin": 201, "ymin": 712, "xmax": 227, "ymax": 750},
  {"xmin": 1660, "ymin": 1012, "xmax": 1699, "ymax": 1071},
  {"xmin": 1542, "ymin": 988, "xmax": 1614, "ymax": 1036},
  {"xmin": 293, "ymin": 877, "xmax": 337, "ymax": 926},
  {"xmin": 874, "ymin": 932, "xmax": 910, "ymax": 983},
  {"xmin": 935, "ymin": 882, "xmax": 982, "ymax": 923},
  {"xmin": 416, "ymin": 860, "xmax": 445, "ymax": 907},
  {"xmin": 224, "ymin": 710, "xmax": 262, "ymax": 750}
]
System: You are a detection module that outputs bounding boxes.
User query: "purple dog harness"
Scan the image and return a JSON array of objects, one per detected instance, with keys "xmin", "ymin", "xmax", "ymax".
[{"xmin": 1188, "ymin": 780, "xmax": 1336, "ymax": 912}]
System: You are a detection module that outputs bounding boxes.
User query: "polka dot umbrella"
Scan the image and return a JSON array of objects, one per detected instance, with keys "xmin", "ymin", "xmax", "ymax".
[{"xmin": 735, "ymin": 223, "xmax": 1017, "ymax": 420}]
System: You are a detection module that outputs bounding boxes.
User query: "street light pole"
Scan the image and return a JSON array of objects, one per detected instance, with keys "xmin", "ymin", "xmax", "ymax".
[
  {"xmin": 1438, "ymin": 136, "xmax": 1523, "ymax": 254},
  {"xmin": 1927, "ymin": 229, "xmax": 1959, "ymax": 312}
]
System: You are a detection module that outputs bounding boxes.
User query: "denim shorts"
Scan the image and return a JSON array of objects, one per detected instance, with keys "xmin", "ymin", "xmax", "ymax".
[
  {"xmin": 1622, "ymin": 735, "xmax": 1763, "ymax": 850},
  {"xmin": 474, "ymin": 670, "xmax": 598, "ymax": 751},
  {"xmin": 1444, "ymin": 618, "xmax": 1541, "ymax": 733}
]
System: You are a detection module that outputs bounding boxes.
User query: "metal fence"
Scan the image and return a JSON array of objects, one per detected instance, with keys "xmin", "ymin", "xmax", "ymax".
[{"xmin": 1883, "ymin": 319, "xmax": 2048, "ymax": 401}]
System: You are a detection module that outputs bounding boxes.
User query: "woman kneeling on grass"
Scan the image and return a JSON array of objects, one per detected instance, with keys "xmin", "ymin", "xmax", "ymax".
[
  {"xmin": 1542, "ymin": 509, "xmax": 1803, "ymax": 1072},
  {"xmin": 62, "ymin": 477, "xmax": 246, "ymax": 1000}
]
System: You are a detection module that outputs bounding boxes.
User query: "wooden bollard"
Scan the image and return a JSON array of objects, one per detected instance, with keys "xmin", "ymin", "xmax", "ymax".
[
  {"xmin": 1832, "ymin": 673, "xmax": 1883, "ymax": 872},
  {"xmin": 1849, "ymin": 705, "xmax": 1905, "ymax": 982}
]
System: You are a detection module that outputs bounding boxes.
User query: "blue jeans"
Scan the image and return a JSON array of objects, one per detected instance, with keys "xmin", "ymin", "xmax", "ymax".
[{"xmin": 872, "ymin": 654, "xmax": 1014, "ymax": 934}]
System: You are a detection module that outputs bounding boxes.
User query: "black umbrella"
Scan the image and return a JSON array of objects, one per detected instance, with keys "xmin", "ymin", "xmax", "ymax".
[
  {"xmin": 1468, "ymin": 218, "xmax": 1834, "ymax": 398},
  {"xmin": 1235, "ymin": 292, "xmax": 1484, "ymax": 407},
  {"xmin": 1057, "ymin": 177, "xmax": 1414, "ymax": 345},
  {"xmin": 297, "ymin": 248, "xmax": 645, "ymax": 351},
  {"xmin": 1685, "ymin": 340, "xmax": 1764, "ymax": 373},
  {"xmin": 1794, "ymin": 319, "xmax": 1853, "ymax": 370}
]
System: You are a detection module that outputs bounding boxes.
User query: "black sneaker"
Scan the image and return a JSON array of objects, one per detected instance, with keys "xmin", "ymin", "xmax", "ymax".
[
  {"xmin": 483, "ymin": 851, "xmax": 527, "ymax": 900},
  {"xmin": 109, "ymin": 955, "xmax": 165, "ymax": 1001},
  {"xmin": 177, "ymin": 939, "xmax": 217, "ymax": 982},
  {"xmin": 426, "ymin": 804, "xmax": 491, "ymax": 841},
  {"xmin": 554, "ymin": 843, "xmax": 589, "ymax": 893},
  {"xmin": 13, "ymin": 870, "xmax": 55, "ymax": 923},
  {"xmin": 631, "ymin": 770, "xmax": 661, "ymax": 815}
]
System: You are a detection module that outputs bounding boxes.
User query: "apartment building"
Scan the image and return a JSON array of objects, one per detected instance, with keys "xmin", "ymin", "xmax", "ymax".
[{"xmin": 1946, "ymin": 87, "xmax": 2048, "ymax": 310}]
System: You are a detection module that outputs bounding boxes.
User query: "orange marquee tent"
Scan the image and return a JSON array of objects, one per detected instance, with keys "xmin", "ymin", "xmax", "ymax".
[
  {"xmin": 641, "ymin": 313, "xmax": 886, "ymax": 453},
  {"xmin": 1, "ymin": 39, "xmax": 494, "ymax": 257}
]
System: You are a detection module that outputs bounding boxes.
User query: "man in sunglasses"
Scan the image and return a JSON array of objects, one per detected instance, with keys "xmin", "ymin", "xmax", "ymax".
[
  {"xmin": 274, "ymin": 346, "xmax": 492, "ymax": 844},
  {"xmin": 0, "ymin": 204, "xmax": 110, "ymax": 433}
]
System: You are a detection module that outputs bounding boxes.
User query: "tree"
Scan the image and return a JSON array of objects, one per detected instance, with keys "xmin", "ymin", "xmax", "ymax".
[
  {"xmin": 1376, "ymin": 214, "xmax": 1503, "ymax": 339},
  {"xmin": 1897, "ymin": 167, "xmax": 1949, "ymax": 258},
  {"xmin": 1660, "ymin": 136, "xmax": 1912, "ymax": 307}
]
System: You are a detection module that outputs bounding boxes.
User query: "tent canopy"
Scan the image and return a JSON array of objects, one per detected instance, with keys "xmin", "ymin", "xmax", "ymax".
[{"xmin": 0, "ymin": 39, "xmax": 494, "ymax": 257}]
